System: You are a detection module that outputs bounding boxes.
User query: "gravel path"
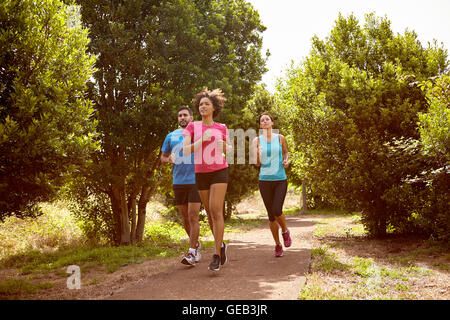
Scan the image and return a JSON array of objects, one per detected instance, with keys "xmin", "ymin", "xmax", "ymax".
[{"xmin": 107, "ymin": 215, "xmax": 313, "ymax": 300}]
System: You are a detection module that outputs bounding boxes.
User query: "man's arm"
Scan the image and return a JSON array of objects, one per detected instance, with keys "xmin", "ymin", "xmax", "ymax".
[{"xmin": 160, "ymin": 152, "xmax": 174, "ymax": 164}]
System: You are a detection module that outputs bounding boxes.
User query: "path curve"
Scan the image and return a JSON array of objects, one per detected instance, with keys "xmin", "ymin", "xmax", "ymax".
[{"xmin": 106, "ymin": 215, "xmax": 314, "ymax": 300}]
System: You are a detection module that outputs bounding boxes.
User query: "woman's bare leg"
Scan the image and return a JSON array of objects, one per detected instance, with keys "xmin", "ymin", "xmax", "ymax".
[
  {"xmin": 275, "ymin": 214, "xmax": 288, "ymax": 233},
  {"xmin": 198, "ymin": 190, "xmax": 214, "ymax": 235},
  {"xmin": 209, "ymin": 183, "xmax": 227, "ymax": 256},
  {"xmin": 269, "ymin": 220, "xmax": 281, "ymax": 244}
]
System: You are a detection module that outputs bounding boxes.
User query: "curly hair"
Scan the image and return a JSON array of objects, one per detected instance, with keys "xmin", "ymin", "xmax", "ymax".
[{"xmin": 193, "ymin": 88, "xmax": 227, "ymax": 118}]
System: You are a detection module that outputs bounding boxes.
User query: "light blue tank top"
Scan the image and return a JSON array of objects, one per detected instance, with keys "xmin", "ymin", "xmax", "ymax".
[{"xmin": 259, "ymin": 134, "xmax": 287, "ymax": 181}]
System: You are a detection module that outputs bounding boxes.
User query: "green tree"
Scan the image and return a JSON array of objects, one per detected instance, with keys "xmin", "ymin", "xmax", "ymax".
[
  {"xmin": 73, "ymin": 0, "xmax": 267, "ymax": 244},
  {"xmin": 278, "ymin": 13, "xmax": 448, "ymax": 237},
  {"xmin": 418, "ymin": 74, "xmax": 450, "ymax": 162},
  {"xmin": 395, "ymin": 74, "xmax": 450, "ymax": 241},
  {"xmin": 0, "ymin": 0, "xmax": 97, "ymax": 221}
]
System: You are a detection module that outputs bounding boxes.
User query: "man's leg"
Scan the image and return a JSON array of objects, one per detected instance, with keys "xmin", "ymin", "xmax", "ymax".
[
  {"xmin": 177, "ymin": 204, "xmax": 190, "ymax": 237},
  {"xmin": 187, "ymin": 202, "xmax": 201, "ymax": 249}
]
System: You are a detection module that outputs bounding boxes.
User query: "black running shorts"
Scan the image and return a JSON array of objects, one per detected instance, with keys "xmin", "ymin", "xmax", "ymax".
[
  {"xmin": 195, "ymin": 168, "xmax": 229, "ymax": 191},
  {"xmin": 173, "ymin": 184, "xmax": 201, "ymax": 205}
]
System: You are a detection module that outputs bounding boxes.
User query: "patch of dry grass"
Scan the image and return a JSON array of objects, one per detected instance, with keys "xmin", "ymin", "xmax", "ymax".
[
  {"xmin": 0, "ymin": 196, "xmax": 273, "ymax": 300},
  {"xmin": 299, "ymin": 211, "xmax": 450, "ymax": 300},
  {"xmin": 0, "ymin": 202, "xmax": 83, "ymax": 260}
]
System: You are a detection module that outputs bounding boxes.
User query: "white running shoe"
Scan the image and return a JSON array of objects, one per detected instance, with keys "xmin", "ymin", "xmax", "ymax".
[
  {"xmin": 181, "ymin": 252, "xmax": 196, "ymax": 266},
  {"xmin": 194, "ymin": 242, "xmax": 201, "ymax": 262}
]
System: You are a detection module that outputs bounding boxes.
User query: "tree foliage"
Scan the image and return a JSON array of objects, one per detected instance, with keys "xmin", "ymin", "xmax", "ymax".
[
  {"xmin": 71, "ymin": 0, "xmax": 268, "ymax": 244},
  {"xmin": 0, "ymin": 0, "xmax": 97, "ymax": 221},
  {"xmin": 418, "ymin": 74, "xmax": 450, "ymax": 162},
  {"xmin": 278, "ymin": 13, "xmax": 448, "ymax": 237},
  {"xmin": 387, "ymin": 74, "xmax": 450, "ymax": 241}
]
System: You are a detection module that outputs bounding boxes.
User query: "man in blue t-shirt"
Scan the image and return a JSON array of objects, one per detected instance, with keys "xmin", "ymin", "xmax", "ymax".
[{"xmin": 161, "ymin": 106, "xmax": 201, "ymax": 266}]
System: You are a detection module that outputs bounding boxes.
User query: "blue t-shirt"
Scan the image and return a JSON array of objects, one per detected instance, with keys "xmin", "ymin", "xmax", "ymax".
[{"xmin": 161, "ymin": 129, "xmax": 196, "ymax": 185}]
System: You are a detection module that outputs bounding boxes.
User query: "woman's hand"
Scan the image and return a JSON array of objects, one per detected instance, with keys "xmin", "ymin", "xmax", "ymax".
[
  {"xmin": 216, "ymin": 138, "xmax": 224, "ymax": 152},
  {"xmin": 251, "ymin": 137, "xmax": 261, "ymax": 167},
  {"xmin": 202, "ymin": 129, "xmax": 212, "ymax": 141}
]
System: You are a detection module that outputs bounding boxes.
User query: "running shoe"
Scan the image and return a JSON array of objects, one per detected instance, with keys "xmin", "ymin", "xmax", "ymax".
[
  {"xmin": 220, "ymin": 242, "xmax": 227, "ymax": 265},
  {"xmin": 181, "ymin": 252, "xmax": 196, "ymax": 266},
  {"xmin": 275, "ymin": 244, "xmax": 283, "ymax": 257},
  {"xmin": 208, "ymin": 254, "xmax": 221, "ymax": 271},
  {"xmin": 282, "ymin": 229, "xmax": 292, "ymax": 247},
  {"xmin": 195, "ymin": 242, "xmax": 201, "ymax": 262}
]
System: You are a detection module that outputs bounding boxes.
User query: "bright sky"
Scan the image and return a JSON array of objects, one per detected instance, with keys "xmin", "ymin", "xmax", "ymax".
[{"xmin": 247, "ymin": 0, "xmax": 450, "ymax": 92}]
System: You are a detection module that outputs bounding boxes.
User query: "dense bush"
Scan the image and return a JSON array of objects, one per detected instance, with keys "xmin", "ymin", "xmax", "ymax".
[
  {"xmin": 0, "ymin": 0, "xmax": 97, "ymax": 221},
  {"xmin": 381, "ymin": 75, "xmax": 449, "ymax": 241},
  {"xmin": 65, "ymin": 179, "xmax": 117, "ymax": 245},
  {"xmin": 277, "ymin": 13, "xmax": 448, "ymax": 237}
]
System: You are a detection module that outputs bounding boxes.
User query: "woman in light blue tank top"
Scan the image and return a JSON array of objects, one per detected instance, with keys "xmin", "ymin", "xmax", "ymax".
[
  {"xmin": 258, "ymin": 131, "xmax": 287, "ymax": 181},
  {"xmin": 252, "ymin": 113, "xmax": 293, "ymax": 257}
]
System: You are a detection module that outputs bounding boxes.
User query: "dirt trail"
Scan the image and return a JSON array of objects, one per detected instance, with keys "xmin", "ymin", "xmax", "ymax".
[{"xmin": 106, "ymin": 215, "xmax": 314, "ymax": 300}]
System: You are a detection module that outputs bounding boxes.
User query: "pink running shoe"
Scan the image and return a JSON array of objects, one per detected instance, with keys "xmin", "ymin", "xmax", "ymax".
[
  {"xmin": 282, "ymin": 229, "xmax": 292, "ymax": 247},
  {"xmin": 275, "ymin": 244, "xmax": 283, "ymax": 257}
]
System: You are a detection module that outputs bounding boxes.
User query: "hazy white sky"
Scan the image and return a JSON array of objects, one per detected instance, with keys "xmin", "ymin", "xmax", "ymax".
[{"xmin": 247, "ymin": 0, "xmax": 450, "ymax": 92}]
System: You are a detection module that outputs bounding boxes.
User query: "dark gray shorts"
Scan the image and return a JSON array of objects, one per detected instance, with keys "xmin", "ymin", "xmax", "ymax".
[{"xmin": 173, "ymin": 184, "xmax": 201, "ymax": 205}]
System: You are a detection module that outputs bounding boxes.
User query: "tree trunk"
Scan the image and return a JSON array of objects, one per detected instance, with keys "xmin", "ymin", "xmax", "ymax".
[
  {"xmin": 111, "ymin": 180, "xmax": 130, "ymax": 245},
  {"xmin": 373, "ymin": 200, "xmax": 387, "ymax": 238},
  {"xmin": 136, "ymin": 184, "xmax": 154, "ymax": 243},
  {"xmin": 128, "ymin": 185, "xmax": 140, "ymax": 243},
  {"xmin": 301, "ymin": 180, "xmax": 307, "ymax": 215},
  {"xmin": 375, "ymin": 217, "xmax": 387, "ymax": 238},
  {"xmin": 223, "ymin": 199, "xmax": 232, "ymax": 221},
  {"xmin": 109, "ymin": 190, "xmax": 122, "ymax": 246},
  {"xmin": 128, "ymin": 193, "xmax": 137, "ymax": 244},
  {"xmin": 134, "ymin": 153, "xmax": 161, "ymax": 243},
  {"xmin": 227, "ymin": 202, "xmax": 232, "ymax": 221}
]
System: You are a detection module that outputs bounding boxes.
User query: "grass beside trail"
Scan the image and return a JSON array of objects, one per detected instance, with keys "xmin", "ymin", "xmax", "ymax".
[
  {"xmin": 296, "ymin": 209, "xmax": 450, "ymax": 300},
  {"xmin": 2, "ymin": 201, "xmax": 448, "ymax": 300},
  {"xmin": 0, "ymin": 201, "xmax": 265, "ymax": 299},
  {"xmin": 0, "ymin": 279, "xmax": 54, "ymax": 299},
  {"xmin": 1, "ymin": 214, "xmax": 263, "ymax": 275}
]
